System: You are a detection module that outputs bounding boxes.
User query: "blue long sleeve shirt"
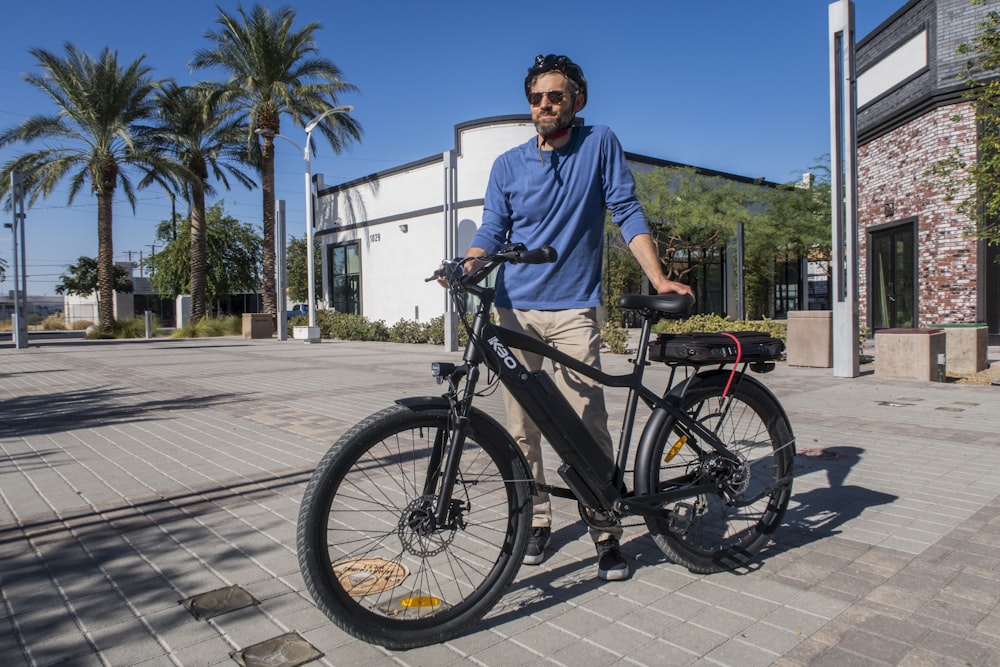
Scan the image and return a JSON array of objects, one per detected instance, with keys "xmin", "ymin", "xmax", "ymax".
[{"xmin": 471, "ymin": 125, "xmax": 650, "ymax": 309}]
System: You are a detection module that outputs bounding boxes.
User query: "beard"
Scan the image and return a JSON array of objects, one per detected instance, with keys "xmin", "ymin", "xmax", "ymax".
[{"xmin": 533, "ymin": 106, "xmax": 574, "ymax": 137}]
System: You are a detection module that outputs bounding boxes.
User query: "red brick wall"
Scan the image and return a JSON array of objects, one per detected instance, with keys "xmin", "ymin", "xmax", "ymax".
[{"xmin": 857, "ymin": 101, "xmax": 979, "ymax": 326}]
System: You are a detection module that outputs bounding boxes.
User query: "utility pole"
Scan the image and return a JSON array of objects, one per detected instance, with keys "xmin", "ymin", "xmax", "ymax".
[{"xmin": 8, "ymin": 172, "xmax": 28, "ymax": 348}]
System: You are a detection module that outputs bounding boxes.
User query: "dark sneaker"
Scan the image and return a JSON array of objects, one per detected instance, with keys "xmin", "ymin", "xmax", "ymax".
[
  {"xmin": 522, "ymin": 527, "xmax": 551, "ymax": 565},
  {"xmin": 596, "ymin": 538, "xmax": 630, "ymax": 581}
]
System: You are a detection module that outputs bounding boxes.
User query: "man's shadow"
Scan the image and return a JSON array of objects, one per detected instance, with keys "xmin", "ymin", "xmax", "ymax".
[{"xmin": 776, "ymin": 445, "xmax": 897, "ymax": 549}]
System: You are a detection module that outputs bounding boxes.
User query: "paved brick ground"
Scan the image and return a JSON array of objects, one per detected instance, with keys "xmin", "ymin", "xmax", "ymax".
[{"xmin": 1, "ymin": 334, "xmax": 999, "ymax": 666}]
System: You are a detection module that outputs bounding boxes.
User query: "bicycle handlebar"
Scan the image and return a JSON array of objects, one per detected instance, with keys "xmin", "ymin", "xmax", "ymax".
[{"xmin": 425, "ymin": 244, "xmax": 559, "ymax": 284}]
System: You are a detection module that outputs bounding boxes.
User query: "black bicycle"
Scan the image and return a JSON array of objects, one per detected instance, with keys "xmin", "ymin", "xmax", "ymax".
[{"xmin": 296, "ymin": 244, "xmax": 795, "ymax": 649}]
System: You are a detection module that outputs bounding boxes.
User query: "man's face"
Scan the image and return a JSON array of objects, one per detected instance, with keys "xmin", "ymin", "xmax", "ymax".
[{"xmin": 529, "ymin": 72, "xmax": 579, "ymax": 137}]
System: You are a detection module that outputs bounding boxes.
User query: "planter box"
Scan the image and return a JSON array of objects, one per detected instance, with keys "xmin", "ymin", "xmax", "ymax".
[
  {"xmin": 292, "ymin": 325, "xmax": 321, "ymax": 343},
  {"xmin": 875, "ymin": 328, "xmax": 946, "ymax": 382},
  {"xmin": 241, "ymin": 313, "xmax": 274, "ymax": 339},
  {"xmin": 931, "ymin": 324, "xmax": 988, "ymax": 376},
  {"xmin": 786, "ymin": 310, "xmax": 832, "ymax": 368}
]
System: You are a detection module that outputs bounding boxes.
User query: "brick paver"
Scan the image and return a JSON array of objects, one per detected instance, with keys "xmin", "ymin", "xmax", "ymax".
[{"xmin": 1, "ymin": 334, "xmax": 999, "ymax": 666}]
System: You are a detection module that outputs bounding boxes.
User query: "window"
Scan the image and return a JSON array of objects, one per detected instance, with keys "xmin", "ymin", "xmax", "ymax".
[{"xmin": 329, "ymin": 242, "xmax": 360, "ymax": 315}]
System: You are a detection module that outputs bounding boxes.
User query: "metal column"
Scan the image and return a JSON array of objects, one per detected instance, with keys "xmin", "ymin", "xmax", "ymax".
[
  {"xmin": 443, "ymin": 150, "xmax": 459, "ymax": 352},
  {"xmin": 829, "ymin": 0, "xmax": 860, "ymax": 377},
  {"xmin": 275, "ymin": 199, "xmax": 288, "ymax": 341},
  {"xmin": 9, "ymin": 173, "xmax": 28, "ymax": 349}
]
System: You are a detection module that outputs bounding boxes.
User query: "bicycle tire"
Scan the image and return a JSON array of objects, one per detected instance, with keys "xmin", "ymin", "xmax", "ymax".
[
  {"xmin": 296, "ymin": 403, "xmax": 532, "ymax": 649},
  {"xmin": 636, "ymin": 374, "xmax": 794, "ymax": 573}
]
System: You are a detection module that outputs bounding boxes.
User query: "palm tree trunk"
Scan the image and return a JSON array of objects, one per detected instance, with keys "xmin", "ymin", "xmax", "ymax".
[
  {"xmin": 96, "ymin": 191, "xmax": 116, "ymax": 334},
  {"xmin": 260, "ymin": 139, "xmax": 276, "ymax": 315},
  {"xmin": 190, "ymin": 187, "xmax": 208, "ymax": 321}
]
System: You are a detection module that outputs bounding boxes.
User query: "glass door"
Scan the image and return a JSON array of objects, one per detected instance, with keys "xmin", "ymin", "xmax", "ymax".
[
  {"xmin": 869, "ymin": 222, "xmax": 916, "ymax": 330},
  {"xmin": 329, "ymin": 242, "xmax": 361, "ymax": 315}
]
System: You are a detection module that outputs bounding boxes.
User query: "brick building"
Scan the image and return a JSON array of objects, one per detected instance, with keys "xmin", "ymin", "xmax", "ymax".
[{"xmin": 856, "ymin": 0, "xmax": 1000, "ymax": 342}]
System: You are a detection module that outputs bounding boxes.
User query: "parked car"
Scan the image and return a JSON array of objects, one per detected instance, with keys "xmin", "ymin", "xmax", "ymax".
[{"xmin": 287, "ymin": 304, "xmax": 309, "ymax": 319}]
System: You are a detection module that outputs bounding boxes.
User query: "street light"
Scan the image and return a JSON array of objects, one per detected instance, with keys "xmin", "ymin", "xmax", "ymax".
[{"xmin": 257, "ymin": 105, "xmax": 353, "ymax": 343}]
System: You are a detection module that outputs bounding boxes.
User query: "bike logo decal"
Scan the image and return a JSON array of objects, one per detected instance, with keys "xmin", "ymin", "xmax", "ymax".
[
  {"xmin": 487, "ymin": 336, "xmax": 518, "ymax": 369},
  {"xmin": 333, "ymin": 558, "xmax": 409, "ymax": 597}
]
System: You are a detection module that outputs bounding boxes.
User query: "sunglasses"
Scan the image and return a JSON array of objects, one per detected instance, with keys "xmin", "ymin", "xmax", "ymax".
[{"xmin": 527, "ymin": 90, "xmax": 569, "ymax": 107}]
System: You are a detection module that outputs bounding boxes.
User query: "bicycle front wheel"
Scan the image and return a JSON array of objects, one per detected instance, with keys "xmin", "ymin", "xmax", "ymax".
[
  {"xmin": 637, "ymin": 374, "xmax": 794, "ymax": 573},
  {"xmin": 297, "ymin": 403, "xmax": 532, "ymax": 649}
]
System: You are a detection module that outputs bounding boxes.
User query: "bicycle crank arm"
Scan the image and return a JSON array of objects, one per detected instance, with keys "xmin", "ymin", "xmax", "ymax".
[{"xmin": 535, "ymin": 483, "xmax": 577, "ymax": 500}]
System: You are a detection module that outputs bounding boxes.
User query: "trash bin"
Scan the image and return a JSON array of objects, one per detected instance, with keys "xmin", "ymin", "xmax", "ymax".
[
  {"xmin": 930, "ymin": 323, "xmax": 988, "ymax": 375},
  {"xmin": 786, "ymin": 310, "xmax": 832, "ymax": 367},
  {"xmin": 242, "ymin": 313, "xmax": 274, "ymax": 339}
]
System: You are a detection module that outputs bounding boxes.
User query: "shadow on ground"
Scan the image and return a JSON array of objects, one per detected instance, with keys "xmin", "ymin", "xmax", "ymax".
[{"xmin": 0, "ymin": 386, "xmax": 250, "ymax": 437}]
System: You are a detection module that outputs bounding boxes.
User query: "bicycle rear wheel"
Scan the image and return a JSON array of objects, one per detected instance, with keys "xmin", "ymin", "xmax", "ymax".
[
  {"xmin": 297, "ymin": 404, "xmax": 531, "ymax": 649},
  {"xmin": 637, "ymin": 374, "xmax": 794, "ymax": 573}
]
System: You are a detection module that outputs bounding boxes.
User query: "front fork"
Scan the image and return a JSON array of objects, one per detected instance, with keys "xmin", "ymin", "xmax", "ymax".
[{"xmin": 430, "ymin": 363, "xmax": 480, "ymax": 528}]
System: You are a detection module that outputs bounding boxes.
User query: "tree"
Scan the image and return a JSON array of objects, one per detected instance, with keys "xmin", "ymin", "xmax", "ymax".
[
  {"xmin": 55, "ymin": 256, "xmax": 133, "ymax": 297},
  {"xmin": 0, "ymin": 45, "xmax": 189, "ymax": 334},
  {"xmin": 0, "ymin": 256, "xmax": 6, "ymax": 285},
  {"xmin": 286, "ymin": 235, "xmax": 321, "ymax": 304},
  {"xmin": 743, "ymin": 165, "xmax": 832, "ymax": 317},
  {"xmin": 151, "ymin": 83, "xmax": 257, "ymax": 321},
  {"xmin": 635, "ymin": 167, "xmax": 760, "ymax": 283},
  {"xmin": 191, "ymin": 3, "xmax": 361, "ymax": 315},
  {"xmin": 145, "ymin": 201, "xmax": 262, "ymax": 306},
  {"xmin": 602, "ymin": 221, "xmax": 643, "ymax": 326},
  {"xmin": 950, "ymin": 0, "xmax": 1000, "ymax": 246},
  {"xmin": 633, "ymin": 166, "xmax": 762, "ymax": 313}
]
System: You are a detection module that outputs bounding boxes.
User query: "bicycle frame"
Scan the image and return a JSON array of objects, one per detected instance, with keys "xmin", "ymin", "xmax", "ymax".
[{"xmin": 431, "ymin": 262, "xmax": 754, "ymax": 524}]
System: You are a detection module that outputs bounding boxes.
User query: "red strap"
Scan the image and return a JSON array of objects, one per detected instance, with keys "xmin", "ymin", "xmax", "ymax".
[{"xmin": 719, "ymin": 332, "xmax": 742, "ymax": 397}]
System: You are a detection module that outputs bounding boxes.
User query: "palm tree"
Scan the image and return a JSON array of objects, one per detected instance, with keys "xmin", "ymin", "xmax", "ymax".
[
  {"xmin": 191, "ymin": 3, "xmax": 361, "ymax": 316},
  {"xmin": 0, "ymin": 44, "xmax": 188, "ymax": 335},
  {"xmin": 151, "ymin": 82, "xmax": 257, "ymax": 321}
]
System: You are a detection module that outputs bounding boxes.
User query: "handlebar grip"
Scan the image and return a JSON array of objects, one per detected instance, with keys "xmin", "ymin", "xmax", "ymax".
[{"xmin": 503, "ymin": 245, "xmax": 558, "ymax": 265}]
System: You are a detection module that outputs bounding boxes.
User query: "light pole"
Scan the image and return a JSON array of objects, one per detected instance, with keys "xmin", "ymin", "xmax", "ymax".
[
  {"xmin": 8, "ymin": 172, "xmax": 28, "ymax": 349},
  {"xmin": 257, "ymin": 105, "xmax": 353, "ymax": 343}
]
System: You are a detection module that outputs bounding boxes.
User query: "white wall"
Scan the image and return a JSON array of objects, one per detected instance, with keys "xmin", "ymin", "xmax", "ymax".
[{"xmin": 315, "ymin": 118, "xmax": 540, "ymax": 326}]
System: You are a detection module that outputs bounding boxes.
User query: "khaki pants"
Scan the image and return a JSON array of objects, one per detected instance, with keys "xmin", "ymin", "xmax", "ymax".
[{"xmin": 497, "ymin": 307, "xmax": 622, "ymax": 543}]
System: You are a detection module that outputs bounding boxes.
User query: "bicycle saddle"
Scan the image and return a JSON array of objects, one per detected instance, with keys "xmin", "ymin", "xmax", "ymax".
[{"xmin": 617, "ymin": 293, "xmax": 694, "ymax": 316}]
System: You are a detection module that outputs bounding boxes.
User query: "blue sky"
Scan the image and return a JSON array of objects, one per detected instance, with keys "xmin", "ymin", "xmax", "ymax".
[{"xmin": 1, "ymin": 0, "xmax": 906, "ymax": 295}]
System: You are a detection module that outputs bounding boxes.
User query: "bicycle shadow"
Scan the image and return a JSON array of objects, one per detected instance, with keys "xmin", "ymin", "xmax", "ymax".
[
  {"xmin": 480, "ymin": 524, "xmax": 621, "ymax": 627},
  {"xmin": 476, "ymin": 446, "xmax": 898, "ymax": 634},
  {"xmin": 775, "ymin": 445, "xmax": 898, "ymax": 550}
]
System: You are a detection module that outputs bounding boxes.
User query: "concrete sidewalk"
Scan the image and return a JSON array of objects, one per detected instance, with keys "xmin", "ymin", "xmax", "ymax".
[{"xmin": 1, "ymin": 335, "xmax": 999, "ymax": 666}]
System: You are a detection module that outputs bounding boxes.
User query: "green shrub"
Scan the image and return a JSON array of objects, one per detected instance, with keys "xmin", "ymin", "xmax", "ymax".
[
  {"xmin": 314, "ymin": 310, "xmax": 389, "ymax": 341},
  {"xmin": 653, "ymin": 314, "xmax": 788, "ymax": 341},
  {"xmin": 422, "ymin": 315, "xmax": 468, "ymax": 347},
  {"xmin": 388, "ymin": 318, "xmax": 428, "ymax": 343},
  {"xmin": 424, "ymin": 316, "xmax": 446, "ymax": 346},
  {"xmin": 42, "ymin": 315, "xmax": 67, "ymax": 330},
  {"xmin": 600, "ymin": 320, "xmax": 628, "ymax": 354},
  {"xmin": 84, "ymin": 316, "xmax": 163, "ymax": 339},
  {"xmin": 171, "ymin": 315, "xmax": 242, "ymax": 338}
]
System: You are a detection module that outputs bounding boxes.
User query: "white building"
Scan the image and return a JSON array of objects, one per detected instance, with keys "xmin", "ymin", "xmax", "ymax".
[{"xmin": 314, "ymin": 115, "xmax": 774, "ymax": 326}]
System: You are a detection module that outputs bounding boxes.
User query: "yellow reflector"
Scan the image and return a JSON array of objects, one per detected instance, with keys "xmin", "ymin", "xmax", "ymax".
[
  {"xmin": 663, "ymin": 435, "xmax": 688, "ymax": 463},
  {"xmin": 400, "ymin": 596, "xmax": 442, "ymax": 608}
]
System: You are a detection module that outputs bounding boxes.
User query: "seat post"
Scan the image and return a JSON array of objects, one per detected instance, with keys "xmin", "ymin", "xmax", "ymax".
[{"xmin": 613, "ymin": 308, "xmax": 659, "ymax": 486}]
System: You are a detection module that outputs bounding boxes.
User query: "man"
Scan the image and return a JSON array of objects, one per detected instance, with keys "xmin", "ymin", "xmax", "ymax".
[{"xmin": 462, "ymin": 54, "xmax": 693, "ymax": 581}]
